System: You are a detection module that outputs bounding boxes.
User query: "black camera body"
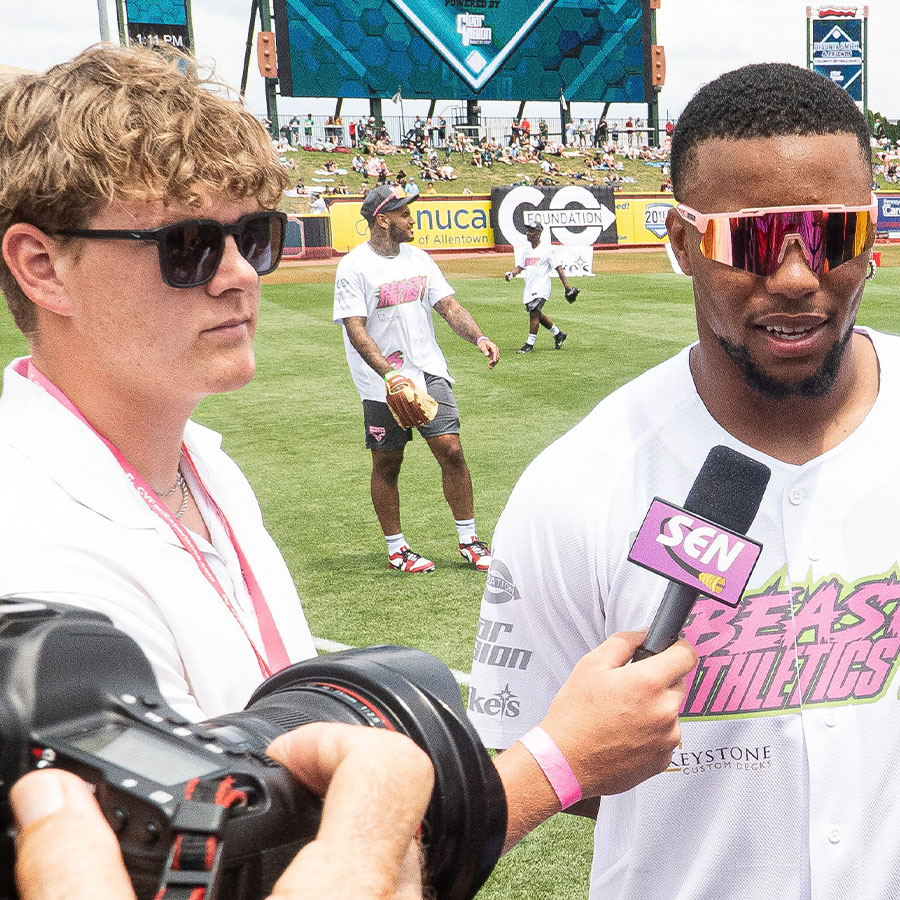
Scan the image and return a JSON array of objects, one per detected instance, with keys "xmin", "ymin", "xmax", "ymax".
[{"xmin": 0, "ymin": 600, "xmax": 506, "ymax": 900}]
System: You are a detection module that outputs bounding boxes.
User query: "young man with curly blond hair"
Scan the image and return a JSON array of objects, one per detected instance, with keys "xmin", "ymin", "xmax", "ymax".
[
  {"xmin": 0, "ymin": 50, "xmax": 698, "ymax": 870},
  {"xmin": 0, "ymin": 45, "xmax": 315, "ymax": 721}
]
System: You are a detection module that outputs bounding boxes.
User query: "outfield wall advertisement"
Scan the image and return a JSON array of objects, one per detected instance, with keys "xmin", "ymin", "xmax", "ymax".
[
  {"xmin": 321, "ymin": 191, "xmax": 900, "ymax": 253},
  {"xmin": 489, "ymin": 185, "xmax": 617, "ymax": 247},
  {"xmin": 330, "ymin": 196, "xmax": 494, "ymax": 253},
  {"xmin": 615, "ymin": 196, "xmax": 675, "ymax": 244},
  {"xmin": 272, "ymin": 0, "xmax": 655, "ymax": 102},
  {"xmin": 876, "ymin": 194, "xmax": 900, "ymax": 238}
]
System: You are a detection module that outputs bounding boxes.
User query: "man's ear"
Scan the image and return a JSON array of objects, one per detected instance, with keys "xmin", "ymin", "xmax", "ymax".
[
  {"xmin": 2, "ymin": 223, "xmax": 75, "ymax": 317},
  {"xmin": 665, "ymin": 207, "xmax": 695, "ymax": 276}
]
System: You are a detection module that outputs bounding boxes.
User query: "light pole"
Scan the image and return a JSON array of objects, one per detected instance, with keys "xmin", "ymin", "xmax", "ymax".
[
  {"xmin": 393, "ymin": 88, "xmax": 405, "ymax": 144},
  {"xmin": 97, "ymin": 0, "xmax": 111, "ymax": 41}
]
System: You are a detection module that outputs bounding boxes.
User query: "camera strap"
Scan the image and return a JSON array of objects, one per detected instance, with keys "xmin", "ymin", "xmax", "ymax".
[{"xmin": 156, "ymin": 775, "xmax": 248, "ymax": 900}]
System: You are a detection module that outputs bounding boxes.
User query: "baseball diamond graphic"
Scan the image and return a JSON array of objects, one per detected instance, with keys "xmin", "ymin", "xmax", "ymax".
[{"xmin": 385, "ymin": 0, "xmax": 558, "ymax": 91}]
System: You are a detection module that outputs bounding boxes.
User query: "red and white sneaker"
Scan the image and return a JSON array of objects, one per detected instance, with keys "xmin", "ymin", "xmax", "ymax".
[
  {"xmin": 459, "ymin": 539, "xmax": 492, "ymax": 572},
  {"xmin": 388, "ymin": 546, "xmax": 436, "ymax": 573}
]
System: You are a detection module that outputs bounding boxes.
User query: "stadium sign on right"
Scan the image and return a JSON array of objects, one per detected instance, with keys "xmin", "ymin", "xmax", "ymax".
[{"xmin": 807, "ymin": 5, "xmax": 868, "ymax": 109}]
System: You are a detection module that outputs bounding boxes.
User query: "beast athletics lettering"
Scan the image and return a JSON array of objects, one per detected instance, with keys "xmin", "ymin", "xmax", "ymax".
[
  {"xmin": 681, "ymin": 568, "xmax": 900, "ymax": 717},
  {"xmin": 376, "ymin": 275, "xmax": 427, "ymax": 309}
]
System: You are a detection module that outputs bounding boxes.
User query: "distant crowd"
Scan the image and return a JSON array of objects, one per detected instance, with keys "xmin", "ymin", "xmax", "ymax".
[{"xmin": 271, "ymin": 111, "xmax": 676, "ymax": 204}]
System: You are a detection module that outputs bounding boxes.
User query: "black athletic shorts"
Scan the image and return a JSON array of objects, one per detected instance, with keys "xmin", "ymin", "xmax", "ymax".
[{"xmin": 363, "ymin": 374, "xmax": 460, "ymax": 451}]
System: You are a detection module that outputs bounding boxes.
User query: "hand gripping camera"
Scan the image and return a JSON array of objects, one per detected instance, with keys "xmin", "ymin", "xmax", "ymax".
[{"xmin": 0, "ymin": 600, "xmax": 506, "ymax": 900}]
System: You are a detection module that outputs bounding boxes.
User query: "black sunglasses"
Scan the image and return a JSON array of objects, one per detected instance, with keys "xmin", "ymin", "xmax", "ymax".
[{"xmin": 54, "ymin": 210, "xmax": 288, "ymax": 288}]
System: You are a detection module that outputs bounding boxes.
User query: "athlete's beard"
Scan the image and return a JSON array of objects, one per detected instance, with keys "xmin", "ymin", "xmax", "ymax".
[
  {"xmin": 389, "ymin": 219, "xmax": 413, "ymax": 244},
  {"xmin": 717, "ymin": 324, "xmax": 854, "ymax": 401}
]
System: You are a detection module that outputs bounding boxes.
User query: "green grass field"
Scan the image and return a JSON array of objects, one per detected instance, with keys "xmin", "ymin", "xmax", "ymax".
[{"xmin": 1, "ymin": 254, "xmax": 898, "ymax": 898}]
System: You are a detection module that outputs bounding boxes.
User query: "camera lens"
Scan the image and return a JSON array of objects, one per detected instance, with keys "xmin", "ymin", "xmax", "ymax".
[{"xmin": 205, "ymin": 646, "xmax": 506, "ymax": 900}]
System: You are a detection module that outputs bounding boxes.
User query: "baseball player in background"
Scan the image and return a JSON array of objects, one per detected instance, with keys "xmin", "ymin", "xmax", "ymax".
[
  {"xmin": 334, "ymin": 185, "xmax": 500, "ymax": 574},
  {"xmin": 505, "ymin": 222, "xmax": 577, "ymax": 354},
  {"xmin": 470, "ymin": 63, "xmax": 894, "ymax": 899}
]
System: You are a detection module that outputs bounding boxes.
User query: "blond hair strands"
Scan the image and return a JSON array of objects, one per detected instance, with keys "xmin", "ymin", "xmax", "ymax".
[{"xmin": 0, "ymin": 44, "xmax": 289, "ymax": 336}]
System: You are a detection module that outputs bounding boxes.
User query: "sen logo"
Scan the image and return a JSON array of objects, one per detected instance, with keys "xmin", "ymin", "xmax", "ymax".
[{"xmin": 628, "ymin": 499, "xmax": 763, "ymax": 608}]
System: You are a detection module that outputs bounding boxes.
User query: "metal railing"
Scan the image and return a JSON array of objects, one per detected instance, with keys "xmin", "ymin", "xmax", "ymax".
[{"xmin": 268, "ymin": 114, "xmax": 675, "ymax": 151}]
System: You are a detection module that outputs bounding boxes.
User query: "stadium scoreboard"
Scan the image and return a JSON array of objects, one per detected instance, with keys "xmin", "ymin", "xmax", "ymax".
[{"xmin": 272, "ymin": 0, "xmax": 658, "ymax": 102}]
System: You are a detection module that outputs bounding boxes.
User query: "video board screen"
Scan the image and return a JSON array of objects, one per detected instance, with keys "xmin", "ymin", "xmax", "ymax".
[
  {"xmin": 124, "ymin": 0, "xmax": 191, "ymax": 52},
  {"xmin": 273, "ymin": 0, "xmax": 654, "ymax": 102}
]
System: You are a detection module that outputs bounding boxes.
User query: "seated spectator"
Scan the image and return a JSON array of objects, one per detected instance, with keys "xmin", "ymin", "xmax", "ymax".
[
  {"xmin": 323, "ymin": 159, "xmax": 337, "ymax": 173},
  {"xmin": 365, "ymin": 154, "xmax": 382, "ymax": 178},
  {"xmin": 334, "ymin": 178, "xmax": 349, "ymax": 195},
  {"xmin": 540, "ymin": 158, "xmax": 560, "ymax": 176},
  {"xmin": 352, "ymin": 153, "xmax": 365, "ymax": 173},
  {"xmin": 425, "ymin": 182, "xmax": 437, "ymax": 194},
  {"xmin": 438, "ymin": 164, "xmax": 456, "ymax": 180},
  {"xmin": 310, "ymin": 193, "xmax": 328, "ymax": 213},
  {"xmin": 404, "ymin": 175, "xmax": 420, "ymax": 197},
  {"xmin": 471, "ymin": 148, "xmax": 483, "ymax": 168}
]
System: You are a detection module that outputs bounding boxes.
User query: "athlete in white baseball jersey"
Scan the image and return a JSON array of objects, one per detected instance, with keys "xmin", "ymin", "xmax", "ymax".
[
  {"xmin": 334, "ymin": 184, "xmax": 500, "ymax": 574},
  {"xmin": 505, "ymin": 222, "xmax": 574, "ymax": 353},
  {"xmin": 470, "ymin": 63, "xmax": 892, "ymax": 899}
]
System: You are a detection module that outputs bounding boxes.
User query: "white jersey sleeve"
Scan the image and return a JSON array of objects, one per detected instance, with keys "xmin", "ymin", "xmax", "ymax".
[
  {"xmin": 333, "ymin": 254, "xmax": 369, "ymax": 320},
  {"xmin": 468, "ymin": 425, "xmax": 614, "ymax": 749}
]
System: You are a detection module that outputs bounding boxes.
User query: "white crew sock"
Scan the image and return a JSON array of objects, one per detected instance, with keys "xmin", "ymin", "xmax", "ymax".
[
  {"xmin": 455, "ymin": 518, "xmax": 478, "ymax": 545},
  {"xmin": 550, "ymin": 325, "xmax": 560, "ymax": 336},
  {"xmin": 525, "ymin": 333, "xmax": 537, "ymax": 346},
  {"xmin": 386, "ymin": 533, "xmax": 407, "ymax": 555}
]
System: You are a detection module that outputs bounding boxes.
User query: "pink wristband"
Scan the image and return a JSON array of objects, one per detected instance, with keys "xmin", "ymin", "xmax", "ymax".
[{"xmin": 518, "ymin": 726, "xmax": 582, "ymax": 809}]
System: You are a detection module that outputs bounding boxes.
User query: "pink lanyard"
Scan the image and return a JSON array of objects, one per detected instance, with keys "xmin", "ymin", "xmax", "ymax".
[{"xmin": 17, "ymin": 358, "xmax": 290, "ymax": 678}]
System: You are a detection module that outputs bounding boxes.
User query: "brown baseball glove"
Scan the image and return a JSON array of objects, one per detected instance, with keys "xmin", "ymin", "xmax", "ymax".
[{"xmin": 384, "ymin": 373, "xmax": 439, "ymax": 428}]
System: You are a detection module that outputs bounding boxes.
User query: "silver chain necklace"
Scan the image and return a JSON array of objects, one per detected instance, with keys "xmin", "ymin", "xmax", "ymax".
[{"xmin": 157, "ymin": 468, "xmax": 189, "ymax": 520}]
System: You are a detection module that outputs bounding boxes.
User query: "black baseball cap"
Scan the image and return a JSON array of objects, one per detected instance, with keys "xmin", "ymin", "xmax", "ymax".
[{"xmin": 361, "ymin": 185, "xmax": 417, "ymax": 222}]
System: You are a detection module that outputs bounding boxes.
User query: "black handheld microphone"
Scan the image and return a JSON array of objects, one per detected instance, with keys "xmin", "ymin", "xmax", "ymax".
[{"xmin": 631, "ymin": 445, "xmax": 771, "ymax": 662}]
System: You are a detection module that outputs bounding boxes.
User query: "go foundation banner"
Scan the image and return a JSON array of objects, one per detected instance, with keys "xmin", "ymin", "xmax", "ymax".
[
  {"xmin": 490, "ymin": 185, "xmax": 617, "ymax": 248},
  {"xmin": 124, "ymin": 0, "xmax": 192, "ymax": 52},
  {"xmin": 614, "ymin": 195, "xmax": 676, "ymax": 244},
  {"xmin": 329, "ymin": 196, "xmax": 494, "ymax": 253}
]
